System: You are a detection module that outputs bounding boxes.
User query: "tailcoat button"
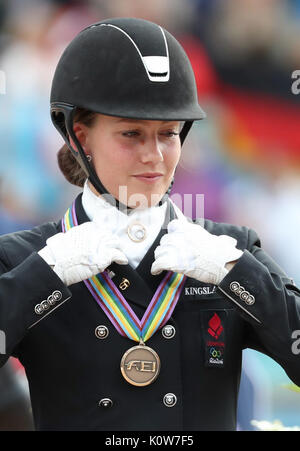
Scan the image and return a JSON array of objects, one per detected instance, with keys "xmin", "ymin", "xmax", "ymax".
[
  {"xmin": 163, "ymin": 393, "xmax": 177, "ymax": 407},
  {"xmin": 98, "ymin": 398, "xmax": 113, "ymax": 408},
  {"xmin": 236, "ymin": 285, "xmax": 245, "ymax": 296},
  {"xmin": 52, "ymin": 290, "xmax": 62, "ymax": 302},
  {"xmin": 34, "ymin": 304, "xmax": 44, "ymax": 315},
  {"xmin": 41, "ymin": 300, "xmax": 50, "ymax": 311},
  {"xmin": 95, "ymin": 325, "xmax": 109, "ymax": 339},
  {"xmin": 47, "ymin": 294, "xmax": 56, "ymax": 306},
  {"xmin": 244, "ymin": 294, "xmax": 255, "ymax": 305},
  {"xmin": 230, "ymin": 281, "xmax": 240, "ymax": 293},
  {"xmin": 162, "ymin": 325, "xmax": 176, "ymax": 339},
  {"xmin": 240, "ymin": 290, "xmax": 250, "ymax": 302}
]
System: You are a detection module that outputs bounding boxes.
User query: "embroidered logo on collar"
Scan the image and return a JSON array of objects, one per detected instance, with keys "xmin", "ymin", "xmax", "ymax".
[{"xmin": 185, "ymin": 286, "xmax": 216, "ymax": 296}]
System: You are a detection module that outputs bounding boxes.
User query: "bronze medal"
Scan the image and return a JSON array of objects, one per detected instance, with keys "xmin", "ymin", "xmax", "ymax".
[{"xmin": 120, "ymin": 342, "xmax": 160, "ymax": 386}]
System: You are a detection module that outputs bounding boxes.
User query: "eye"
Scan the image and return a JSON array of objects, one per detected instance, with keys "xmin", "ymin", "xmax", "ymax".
[
  {"xmin": 122, "ymin": 130, "xmax": 139, "ymax": 137},
  {"xmin": 160, "ymin": 130, "xmax": 180, "ymax": 138}
]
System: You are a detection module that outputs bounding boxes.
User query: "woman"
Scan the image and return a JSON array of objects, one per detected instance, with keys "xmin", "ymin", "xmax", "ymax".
[{"xmin": 0, "ymin": 17, "xmax": 299, "ymax": 431}]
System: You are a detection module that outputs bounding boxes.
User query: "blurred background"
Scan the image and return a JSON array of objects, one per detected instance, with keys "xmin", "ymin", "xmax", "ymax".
[{"xmin": 0, "ymin": 0, "xmax": 299, "ymax": 431}]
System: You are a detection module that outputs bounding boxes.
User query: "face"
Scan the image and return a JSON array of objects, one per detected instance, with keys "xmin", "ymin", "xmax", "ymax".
[{"xmin": 73, "ymin": 113, "xmax": 181, "ymax": 208}]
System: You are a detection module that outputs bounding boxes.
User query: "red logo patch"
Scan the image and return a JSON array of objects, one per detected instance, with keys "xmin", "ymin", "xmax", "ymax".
[{"xmin": 207, "ymin": 313, "xmax": 223, "ymax": 339}]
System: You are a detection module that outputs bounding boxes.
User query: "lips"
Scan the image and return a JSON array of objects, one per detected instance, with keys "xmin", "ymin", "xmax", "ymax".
[
  {"xmin": 132, "ymin": 173, "xmax": 163, "ymax": 183},
  {"xmin": 133, "ymin": 173, "xmax": 163, "ymax": 177}
]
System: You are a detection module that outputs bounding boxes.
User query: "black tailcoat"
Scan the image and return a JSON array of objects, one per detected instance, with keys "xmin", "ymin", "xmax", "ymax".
[{"xmin": 0, "ymin": 194, "xmax": 299, "ymax": 431}]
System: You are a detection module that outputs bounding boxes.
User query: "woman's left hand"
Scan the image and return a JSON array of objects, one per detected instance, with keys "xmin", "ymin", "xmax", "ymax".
[{"xmin": 151, "ymin": 219, "xmax": 243, "ymax": 285}]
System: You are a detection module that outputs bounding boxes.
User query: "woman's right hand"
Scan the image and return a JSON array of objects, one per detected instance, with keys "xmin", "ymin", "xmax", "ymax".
[{"xmin": 38, "ymin": 222, "xmax": 128, "ymax": 286}]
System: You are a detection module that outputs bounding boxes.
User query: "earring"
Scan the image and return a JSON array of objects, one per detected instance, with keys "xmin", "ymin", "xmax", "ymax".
[{"xmin": 86, "ymin": 154, "xmax": 92, "ymax": 162}]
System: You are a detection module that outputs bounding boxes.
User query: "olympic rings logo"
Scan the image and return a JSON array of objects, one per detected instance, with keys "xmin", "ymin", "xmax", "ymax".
[{"xmin": 209, "ymin": 347, "xmax": 222, "ymax": 358}]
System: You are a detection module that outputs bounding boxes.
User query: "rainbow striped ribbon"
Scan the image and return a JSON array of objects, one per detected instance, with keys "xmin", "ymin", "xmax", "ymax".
[{"xmin": 62, "ymin": 201, "xmax": 186, "ymax": 343}]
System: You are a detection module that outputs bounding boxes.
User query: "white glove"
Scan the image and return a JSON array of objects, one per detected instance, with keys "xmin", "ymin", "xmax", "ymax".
[
  {"xmin": 151, "ymin": 219, "xmax": 243, "ymax": 285},
  {"xmin": 38, "ymin": 221, "xmax": 128, "ymax": 286}
]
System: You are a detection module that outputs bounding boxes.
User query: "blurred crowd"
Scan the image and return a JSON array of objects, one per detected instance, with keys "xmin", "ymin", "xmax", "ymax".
[{"xmin": 0, "ymin": 0, "xmax": 299, "ymax": 431}]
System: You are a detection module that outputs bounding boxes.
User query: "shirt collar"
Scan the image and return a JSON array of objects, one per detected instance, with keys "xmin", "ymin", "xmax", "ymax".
[{"xmin": 81, "ymin": 179, "xmax": 169, "ymax": 234}]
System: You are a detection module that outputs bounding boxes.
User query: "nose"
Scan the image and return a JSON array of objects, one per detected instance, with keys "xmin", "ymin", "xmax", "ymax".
[{"xmin": 138, "ymin": 136, "xmax": 164, "ymax": 164}]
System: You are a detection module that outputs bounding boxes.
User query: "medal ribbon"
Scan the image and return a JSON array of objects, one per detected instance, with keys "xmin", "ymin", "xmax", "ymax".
[{"xmin": 62, "ymin": 201, "xmax": 186, "ymax": 343}]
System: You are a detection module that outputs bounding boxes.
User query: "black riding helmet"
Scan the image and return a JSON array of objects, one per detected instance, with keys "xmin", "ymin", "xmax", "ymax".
[{"xmin": 50, "ymin": 17, "xmax": 206, "ymax": 209}]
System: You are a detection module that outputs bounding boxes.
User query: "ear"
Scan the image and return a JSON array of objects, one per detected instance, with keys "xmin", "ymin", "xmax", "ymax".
[{"xmin": 70, "ymin": 123, "xmax": 89, "ymax": 154}]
